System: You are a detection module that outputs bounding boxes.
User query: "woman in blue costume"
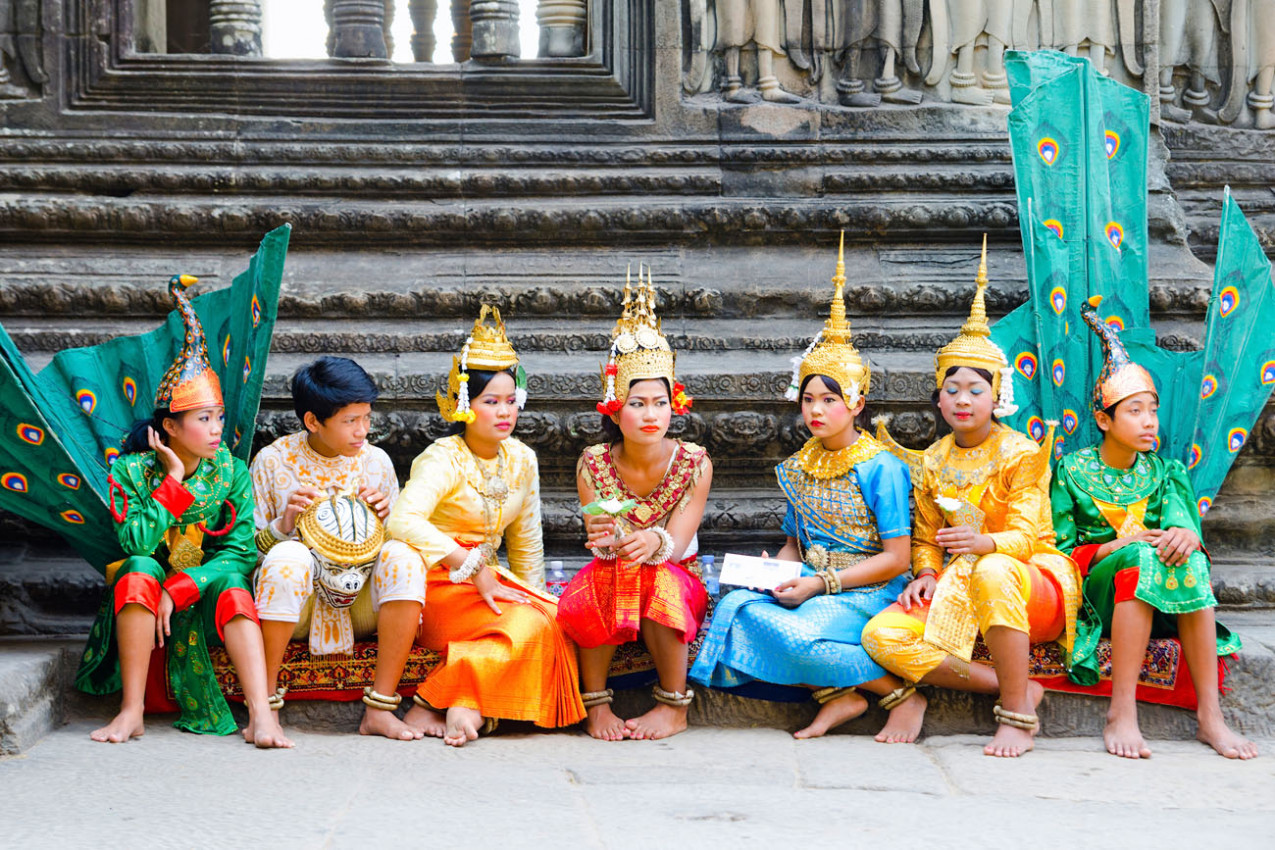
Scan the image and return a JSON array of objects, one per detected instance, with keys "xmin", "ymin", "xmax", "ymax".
[{"xmin": 690, "ymin": 240, "xmax": 928, "ymax": 741}]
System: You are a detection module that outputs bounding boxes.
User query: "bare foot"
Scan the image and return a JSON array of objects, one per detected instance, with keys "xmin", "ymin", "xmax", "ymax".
[
  {"xmin": 761, "ymin": 86, "xmax": 801, "ymax": 104},
  {"xmin": 625, "ymin": 703, "xmax": 688, "ymax": 741},
  {"xmin": 1256, "ymin": 109, "xmax": 1275, "ymax": 131},
  {"xmin": 245, "ymin": 710, "xmax": 294, "ymax": 750},
  {"xmin": 874, "ymin": 690, "xmax": 927, "ymax": 744},
  {"xmin": 951, "ymin": 85, "xmax": 996, "ymax": 106},
  {"xmin": 985, "ymin": 680, "xmax": 1043, "ymax": 758},
  {"xmin": 404, "ymin": 703, "xmax": 447, "ymax": 739},
  {"xmin": 1197, "ymin": 717, "xmax": 1259, "ymax": 760},
  {"xmin": 444, "ymin": 706, "xmax": 484, "ymax": 747},
  {"xmin": 90, "ymin": 706, "xmax": 145, "ymax": 743},
  {"xmin": 359, "ymin": 706, "xmax": 423, "ymax": 741},
  {"xmin": 1103, "ymin": 704, "xmax": 1152, "ymax": 760},
  {"xmin": 586, "ymin": 703, "xmax": 629, "ymax": 741},
  {"xmin": 794, "ymin": 691, "xmax": 868, "ymax": 740}
]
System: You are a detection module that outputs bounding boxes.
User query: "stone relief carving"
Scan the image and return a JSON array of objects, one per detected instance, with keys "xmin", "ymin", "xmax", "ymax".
[
  {"xmin": 716, "ymin": 0, "xmax": 802, "ymax": 102},
  {"xmin": 0, "ymin": 0, "xmax": 45, "ymax": 98},
  {"xmin": 679, "ymin": 0, "xmax": 1275, "ymax": 129},
  {"xmin": 1160, "ymin": 0, "xmax": 1226, "ymax": 122},
  {"xmin": 1220, "ymin": 0, "xmax": 1275, "ymax": 129},
  {"xmin": 1052, "ymin": 0, "xmax": 1141, "ymax": 78}
]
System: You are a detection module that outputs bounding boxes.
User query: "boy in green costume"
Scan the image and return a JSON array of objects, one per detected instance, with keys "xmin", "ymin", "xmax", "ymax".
[{"xmin": 1050, "ymin": 297, "xmax": 1256, "ymax": 760}]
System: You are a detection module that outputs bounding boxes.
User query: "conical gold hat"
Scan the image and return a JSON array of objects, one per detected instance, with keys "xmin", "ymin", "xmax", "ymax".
[
  {"xmin": 934, "ymin": 236, "xmax": 1010, "ymax": 395},
  {"xmin": 793, "ymin": 233, "xmax": 870, "ymax": 400}
]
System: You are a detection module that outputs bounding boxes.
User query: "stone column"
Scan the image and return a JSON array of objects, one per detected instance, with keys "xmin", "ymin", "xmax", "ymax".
[
  {"xmin": 470, "ymin": 1, "xmax": 520, "ymax": 62},
  {"xmin": 383, "ymin": 0, "xmax": 396, "ymax": 57},
  {"xmin": 410, "ymin": 0, "xmax": 439, "ymax": 62},
  {"xmin": 329, "ymin": 0, "xmax": 389, "ymax": 59},
  {"xmin": 209, "ymin": 1, "xmax": 263, "ymax": 56},
  {"xmin": 451, "ymin": 1, "xmax": 473, "ymax": 62},
  {"xmin": 536, "ymin": 1, "xmax": 587, "ymax": 58}
]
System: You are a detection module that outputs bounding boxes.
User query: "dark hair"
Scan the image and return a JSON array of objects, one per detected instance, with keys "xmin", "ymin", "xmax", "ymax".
[
  {"xmin": 931, "ymin": 365, "xmax": 1000, "ymax": 425},
  {"xmin": 799, "ymin": 373, "xmax": 844, "ymax": 399},
  {"xmin": 444, "ymin": 368, "xmax": 519, "ymax": 436},
  {"xmin": 598, "ymin": 377, "xmax": 671, "ymax": 443},
  {"xmin": 291, "ymin": 356, "xmax": 378, "ymax": 425},
  {"xmin": 122, "ymin": 408, "xmax": 181, "ymax": 455}
]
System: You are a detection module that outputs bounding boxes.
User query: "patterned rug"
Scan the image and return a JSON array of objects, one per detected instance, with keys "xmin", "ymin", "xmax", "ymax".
[
  {"xmin": 151, "ymin": 628, "xmax": 1210, "ymax": 711},
  {"xmin": 971, "ymin": 637, "xmax": 1227, "ymax": 712}
]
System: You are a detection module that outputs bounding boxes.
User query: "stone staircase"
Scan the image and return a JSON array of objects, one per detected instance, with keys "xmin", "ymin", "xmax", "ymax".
[{"xmin": 2, "ymin": 236, "xmax": 1273, "ymax": 753}]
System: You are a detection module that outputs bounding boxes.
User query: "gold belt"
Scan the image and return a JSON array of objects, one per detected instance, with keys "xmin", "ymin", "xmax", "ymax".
[
  {"xmin": 804, "ymin": 546, "xmax": 886, "ymax": 593},
  {"xmin": 804, "ymin": 545, "xmax": 867, "ymax": 571}
]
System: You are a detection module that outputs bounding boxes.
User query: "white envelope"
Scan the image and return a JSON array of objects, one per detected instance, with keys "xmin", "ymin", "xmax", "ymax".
[{"xmin": 719, "ymin": 553, "xmax": 804, "ymax": 591}]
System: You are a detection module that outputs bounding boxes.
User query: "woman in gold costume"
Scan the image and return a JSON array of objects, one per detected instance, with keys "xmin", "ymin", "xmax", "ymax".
[{"xmin": 863, "ymin": 240, "xmax": 1081, "ymax": 757}]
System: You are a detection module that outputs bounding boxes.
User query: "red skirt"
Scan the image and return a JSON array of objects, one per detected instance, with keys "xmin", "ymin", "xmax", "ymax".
[{"xmin": 557, "ymin": 556, "xmax": 707, "ymax": 648}]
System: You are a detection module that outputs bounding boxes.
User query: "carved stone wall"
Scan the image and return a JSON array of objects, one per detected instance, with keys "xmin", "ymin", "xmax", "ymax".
[{"xmin": 1, "ymin": 0, "xmax": 1273, "ymax": 603}]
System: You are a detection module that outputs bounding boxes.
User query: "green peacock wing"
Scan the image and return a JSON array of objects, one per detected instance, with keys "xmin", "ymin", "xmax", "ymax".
[
  {"xmin": 210, "ymin": 224, "xmax": 289, "ymax": 462},
  {"xmin": 0, "ymin": 325, "xmax": 124, "ymax": 571},
  {"xmin": 1182, "ymin": 193, "xmax": 1275, "ymax": 516},
  {"xmin": 1002, "ymin": 51, "xmax": 1152, "ymax": 456},
  {"xmin": 0, "ymin": 226, "xmax": 289, "ymax": 571}
]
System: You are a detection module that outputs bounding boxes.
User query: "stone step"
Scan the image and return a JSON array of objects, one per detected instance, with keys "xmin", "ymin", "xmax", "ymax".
[
  {"xmin": 54, "ymin": 607, "xmax": 1275, "ymax": 743},
  {"xmin": 0, "ymin": 638, "xmax": 83, "ymax": 755},
  {"xmin": 2, "ymin": 543, "xmax": 1271, "ymax": 642}
]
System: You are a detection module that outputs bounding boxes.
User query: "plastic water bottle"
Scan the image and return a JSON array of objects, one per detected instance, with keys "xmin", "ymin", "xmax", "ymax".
[
  {"xmin": 547, "ymin": 560, "xmax": 569, "ymax": 597},
  {"xmin": 701, "ymin": 554, "xmax": 719, "ymax": 601}
]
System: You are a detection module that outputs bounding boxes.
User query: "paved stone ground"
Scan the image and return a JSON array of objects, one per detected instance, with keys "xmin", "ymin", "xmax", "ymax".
[{"xmin": 2, "ymin": 717, "xmax": 1270, "ymax": 849}]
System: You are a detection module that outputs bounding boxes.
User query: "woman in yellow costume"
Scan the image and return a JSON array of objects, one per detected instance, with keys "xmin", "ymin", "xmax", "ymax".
[
  {"xmin": 863, "ymin": 240, "xmax": 1081, "ymax": 757},
  {"xmin": 386, "ymin": 306, "xmax": 585, "ymax": 746}
]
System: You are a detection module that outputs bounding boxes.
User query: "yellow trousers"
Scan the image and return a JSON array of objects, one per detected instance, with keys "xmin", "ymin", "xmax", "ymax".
[{"xmin": 862, "ymin": 553, "xmax": 1064, "ymax": 684}]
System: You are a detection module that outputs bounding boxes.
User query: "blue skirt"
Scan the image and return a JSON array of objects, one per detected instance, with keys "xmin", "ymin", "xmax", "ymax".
[{"xmin": 690, "ymin": 568, "xmax": 907, "ymax": 690}]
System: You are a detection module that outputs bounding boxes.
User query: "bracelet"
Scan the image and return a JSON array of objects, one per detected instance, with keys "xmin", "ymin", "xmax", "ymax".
[
  {"xmin": 254, "ymin": 519, "xmax": 291, "ymax": 555},
  {"xmin": 582, "ymin": 688, "xmax": 614, "ymax": 709},
  {"xmin": 642, "ymin": 527, "xmax": 676, "ymax": 566},
  {"xmin": 361, "ymin": 687, "xmax": 402, "ymax": 712},
  {"xmin": 912, "ymin": 568, "xmax": 938, "ymax": 581},
  {"xmin": 449, "ymin": 546, "xmax": 486, "ymax": 583},
  {"xmin": 590, "ymin": 545, "xmax": 618, "ymax": 562},
  {"xmin": 652, "ymin": 684, "xmax": 695, "ymax": 707},
  {"xmin": 816, "ymin": 567, "xmax": 842, "ymax": 595}
]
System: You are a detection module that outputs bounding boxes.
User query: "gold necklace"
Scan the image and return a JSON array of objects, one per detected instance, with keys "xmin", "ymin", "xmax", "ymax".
[{"xmin": 466, "ymin": 442, "xmax": 509, "ymax": 560}]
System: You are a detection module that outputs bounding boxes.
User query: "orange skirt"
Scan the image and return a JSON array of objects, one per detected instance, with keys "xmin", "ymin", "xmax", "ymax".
[
  {"xmin": 557, "ymin": 556, "xmax": 707, "ymax": 648},
  {"xmin": 415, "ymin": 569, "xmax": 586, "ymax": 728}
]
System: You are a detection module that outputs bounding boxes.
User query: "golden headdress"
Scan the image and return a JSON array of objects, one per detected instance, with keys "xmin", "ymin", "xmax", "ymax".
[
  {"xmin": 436, "ymin": 304, "xmax": 526, "ymax": 423},
  {"xmin": 597, "ymin": 265, "xmax": 692, "ymax": 415},
  {"xmin": 933, "ymin": 236, "xmax": 1018, "ymax": 417},
  {"xmin": 154, "ymin": 275, "xmax": 224, "ymax": 413},
  {"xmin": 785, "ymin": 232, "xmax": 870, "ymax": 404},
  {"xmin": 1081, "ymin": 295, "xmax": 1158, "ymax": 411}
]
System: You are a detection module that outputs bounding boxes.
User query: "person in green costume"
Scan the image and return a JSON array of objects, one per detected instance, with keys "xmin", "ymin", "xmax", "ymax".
[
  {"xmin": 87, "ymin": 275, "xmax": 291, "ymax": 748},
  {"xmin": 1050, "ymin": 298, "xmax": 1256, "ymax": 761}
]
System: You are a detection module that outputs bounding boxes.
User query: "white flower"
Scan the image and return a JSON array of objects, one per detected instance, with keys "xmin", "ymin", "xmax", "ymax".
[
  {"xmin": 935, "ymin": 495, "xmax": 965, "ymax": 513},
  {"xmin": 595, "ymin": 498, "xmax": 629, "ymax": 514}
]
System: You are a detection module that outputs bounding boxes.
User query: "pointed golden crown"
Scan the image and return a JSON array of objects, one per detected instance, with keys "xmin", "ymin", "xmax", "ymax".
[
  {"xmin": 793, "ymin": 233, "xmax": 870, "ymax": 400},
  {"xmin": 934, "ymin": 236, "xmax": 1010, "ymax": 395},
  {"xmin": 600, "ymin": 265, "xmax": 677, "ymax": 409}
]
